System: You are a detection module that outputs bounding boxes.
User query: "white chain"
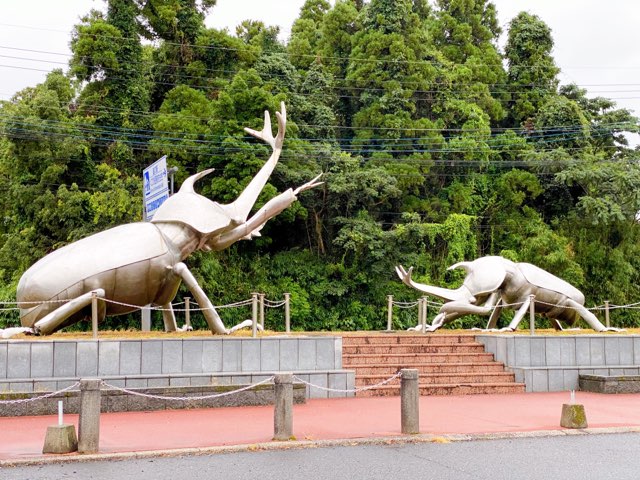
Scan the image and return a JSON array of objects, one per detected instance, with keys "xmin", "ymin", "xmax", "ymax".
[
  {"xmin": 392, "ymin": 301, "xmax": 420, "ymax": 309},
  {"xmin": 293, "ymin": 371, "xmax": 402, "ymax": 394},
  {"xmin": 0, "ymin": 382, "xmax": 80, "ymax": 404},
  {"xmin": 264, "ymin": 300, "xmax": 286, "ymax": 308},
  {"xmin": 100, "ymin": 376, "xmax": 275, "ymax": 401}
]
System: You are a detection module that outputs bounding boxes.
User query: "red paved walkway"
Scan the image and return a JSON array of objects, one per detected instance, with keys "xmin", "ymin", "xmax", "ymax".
[{"xmin": 2, "ymin": 391, "xmax": 640, "ymax": 461}]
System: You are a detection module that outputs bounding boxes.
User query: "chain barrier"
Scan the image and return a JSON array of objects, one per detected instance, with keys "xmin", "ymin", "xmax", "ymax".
[
  {"xmin": 392, "ymin": 299, "xmax": 444, "ymax": 309},
  {"xmin": 293, "ymin": 371, "xmax": 402, "ymax": 394},
  {"xmin": 392, "ymin": 300, "xmax": 420, "ymax": 309},
  {"xmin": 0, "ymin": 296, "xmax": 289, "ymax": 312},
  {"xmin": 101, "ymin": 376, "xmax": 275, "ymax": 402},
  {"xmin": 0, "ymin": 382, "xmax": 80, "ymax": 404},
  {"xmin": 5, "ymin": 296, "xmax": 640, "ymax": 314},
  {"xmin": 264, "ymin": 299, "xmax": 286, "ymax": 308}
]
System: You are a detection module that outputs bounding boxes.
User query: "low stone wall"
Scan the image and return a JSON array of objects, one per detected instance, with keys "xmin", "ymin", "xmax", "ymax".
[
  {"xmin": 476, "ymin": 334, "xmax": 640, "ymax": 392},
  {"xmin": 579, "ymin": 374, "xmax": 640, "ymax": 394},
  {"xmin": 0, "ymin": 382, "xmax": 307, "ymax": 417},
  {"xmin": 0, "ymin": 336, "xmax": 355, "ymax": 399}
]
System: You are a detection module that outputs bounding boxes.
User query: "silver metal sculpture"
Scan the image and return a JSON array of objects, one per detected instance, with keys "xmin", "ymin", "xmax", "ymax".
[
  {"xmin": 14, "ymin": 103, "xmax": 322, "ymax": 336},
  {"xmin": 396, "ymin": 255, "xmax": 622, "ymax": 332}
]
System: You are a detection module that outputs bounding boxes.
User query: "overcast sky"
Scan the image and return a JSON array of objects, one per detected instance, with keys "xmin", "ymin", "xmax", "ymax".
[{"xmin": 1, "ymin": 0, "xmax": 640, "ymax": 118}]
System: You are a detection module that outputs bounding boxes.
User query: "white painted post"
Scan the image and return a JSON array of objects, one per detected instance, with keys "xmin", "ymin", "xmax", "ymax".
[
  {"xmin": 259, "ymin": 293, "xmax": 265, "ymax": 329},
  {"xmin": 529, "ymin": 294, "xmax": 535, "ymax": 335},
  {"xmin": 387, "ymin": 295, "xmax": 394, "ymax": 331},
  {"xmin": 251, "ymin": 293, "xmax": 258, "ymax": 338},
  {"xmin": 605, "ymin": 300, "xmax": 610, "ymax": 328},
  {"xmin": 284, "ymin": 293, "xmax": 291, "ymax": 334},
  {"xmin": 141, "ymin": 307, "xmax": 151, "ymax": 332},
  {"xmin": 91, "ymin": 292, "xmax": 98, "ymax": 339},
  {"xmin": 421, "ymin": 298, "xmax": 427, "ymax": 334},
  {"xmin": 184, "ymin": 297, "xmax": 191, "ymax": 329}
]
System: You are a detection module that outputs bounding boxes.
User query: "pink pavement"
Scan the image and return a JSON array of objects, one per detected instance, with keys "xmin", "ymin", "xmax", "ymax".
[{"xmin": 2, "ymin": 391, "xmax": 640, "ymax": 461}]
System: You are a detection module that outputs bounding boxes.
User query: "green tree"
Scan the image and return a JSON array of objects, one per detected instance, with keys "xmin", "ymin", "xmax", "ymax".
[{"xmin": 504, "ymin": 12, "xmax": 559, "ymax": 125}]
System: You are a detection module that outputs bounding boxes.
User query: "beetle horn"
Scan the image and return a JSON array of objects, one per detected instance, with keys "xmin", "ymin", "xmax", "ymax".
[
  {"xmin": 395, "ymin": 265, "xmax": 471, "ymax": 303},
  {"xmin": 179, "ymin": 168, "xmax": 215, "ymax": 194},
  {"xmin": 225, "ymin": 102, "xmax": 287, "ymax": 223},
  {"xmin": 448, "ymin": 261, "xmax": 472, "ymax": 272}
]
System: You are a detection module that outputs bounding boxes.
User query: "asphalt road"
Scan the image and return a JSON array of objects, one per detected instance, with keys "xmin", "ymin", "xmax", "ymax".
[{"xmin": 4, "ymin": 433, "xmax": 640, "ymax": 480}]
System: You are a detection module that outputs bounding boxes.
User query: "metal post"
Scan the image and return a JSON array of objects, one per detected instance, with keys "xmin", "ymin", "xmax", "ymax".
[
  {"xmin": 168, "ymin": 166, "xmax": 178, "ymax": 195},
  {"xmin": 184, "ymin": 297, "xmax": 191, "ymax": 329},
  {"xmin": 259, "ymin": 293, "xmax": 265, "ymax": 329},
  {"xmin": 605, "ymin": 300, "xmax": 610, "ymax": 328},
  {"xmin": 421, "ymin": 298, "xmax": 427, "ymax": 334},
  {"xmin": 141, "ymin": 307, "xmax": 151, "ymax": 332},
  {"xmin": 401, "ymin": 369, "xmax": 420, "ymax": 434},
  {"xmin": 417, "ymin": 297, "xmax": 423, "ymax": 331},
  {"xmin": 91, "ymin": 292, "xmax": 98, "ymax": 339},
  {"xmin": 423, "ymin": 297, "xmax": 428, "ymax": 332},
  {"xmin": 529, "ymin": 294, "xmax": 536, "ymax": 335},
  {"xmin": 273, "ymin": 373, "xmax": 293, "ymax": 441},
  {"xmin": 251, "ymin": 293, "xmax": 258, "ymax": 338},
  {"xmin": 284, "ymin": 293, "xmax": 291, "ymax": 334},
  {"xmin": 386, "ymin": 295, "xmax": 393, "ymax": 331},
  {"xmin": 78, "ymin": 379, "xmax": 101, "ymax": 454}
]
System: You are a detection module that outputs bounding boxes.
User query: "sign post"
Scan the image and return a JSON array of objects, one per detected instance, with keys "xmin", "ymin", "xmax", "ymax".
[{"xmin": 141, "ymin": 156, "xmax": 170, "ymax": 331}]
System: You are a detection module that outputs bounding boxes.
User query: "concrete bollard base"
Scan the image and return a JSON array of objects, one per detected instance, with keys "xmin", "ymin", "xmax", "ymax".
[
  {"xmin": 42, "ymin": 424, "xmax": 78, "ymax": 454},
  {"xmin": 560, "ymin": 403, "xmax": 588, "ymax": 429}
]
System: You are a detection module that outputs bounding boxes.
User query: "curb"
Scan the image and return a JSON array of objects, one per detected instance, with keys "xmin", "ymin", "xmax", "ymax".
[{"xmin": 3, "ymin": 426, "xmax": 640, "ymax": 468}]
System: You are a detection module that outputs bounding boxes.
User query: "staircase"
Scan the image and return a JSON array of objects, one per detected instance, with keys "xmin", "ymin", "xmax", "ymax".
[{"xmin": 342, "ymin": 333, "xmax": 525, "ymax": 396}]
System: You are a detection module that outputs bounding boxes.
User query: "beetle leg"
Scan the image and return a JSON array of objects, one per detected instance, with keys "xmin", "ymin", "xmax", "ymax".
[
  {"xmin": 172, "ymin": 263, "xmax": 230, "ymax": 335},
  {"xmin": 162, "ymin": 303, "xmax": 178, "ymax": 332},
  {"xmin": 566, "ymin": 299, "xmax": 625, "ymax": 332},
  {"xmin": 483, "ymin": 293, "xmax": 502, "ymax": 329},
  {"xmin": 503, "ymin": 297, "xmax": 531, "ymax": 332},
  {"xmin": 33, "ymin": 289, "xmax": 106, "ymax": 335}
]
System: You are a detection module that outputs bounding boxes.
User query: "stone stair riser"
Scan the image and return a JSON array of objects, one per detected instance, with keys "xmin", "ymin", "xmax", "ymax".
[
  {"xmin": 356, "ymin": 384, "xmax": 526, "ymax": 397},
  {"xmin": 343, "ymin": 353, "xmax": 496, "ymax": 365},
  {"xmin": 348, "ymin": 364, "xmax": 507, "ymax": 376},
  {"xmin": 342, "ymin": 344, "xmax": 485, "ymax": 355},
  {"xmin": 342, "ymin": 335, "xmax": 477, "ymax": 345},
  {"xmin": 355, "ymin": 373, "xmax": 516, "ymax": 386}
]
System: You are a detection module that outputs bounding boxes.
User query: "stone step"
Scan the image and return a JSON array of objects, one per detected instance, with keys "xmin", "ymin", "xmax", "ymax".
[
  {"xmin": 342, "ymin": 352, "xmax": 496, "ymax": 365},
  {"xmin": 342, "ymin": 343, "xmax": 486, "ymax": 355},
  {"xmin": 356, "ymin": 382, "xmax": 526, "ymax": 397},
  {"xmin": 348, "ymin": 362, "xmax": 507, "ymax": 376},
  {"xmin": 342, "ymin": 334, "xmax": 477, "ymax": 345},
  {"xmin": 355, "ymin": 371, "xmax": 516, "ymax": 386}
]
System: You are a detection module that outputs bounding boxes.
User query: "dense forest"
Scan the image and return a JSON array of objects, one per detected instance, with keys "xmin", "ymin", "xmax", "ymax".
[{"xmin": 1, "ymin": 0, "xmax": 639, "ymax": 332}]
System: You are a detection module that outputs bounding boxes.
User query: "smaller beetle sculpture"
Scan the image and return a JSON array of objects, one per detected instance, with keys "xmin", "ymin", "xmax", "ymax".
[
  {"xmin": 11, "ymin": 103, "xmax": 322, "ymax": 337},
  {"xmin": 396, "ymin": 255, "xmax": 623, "ymax": 333}
]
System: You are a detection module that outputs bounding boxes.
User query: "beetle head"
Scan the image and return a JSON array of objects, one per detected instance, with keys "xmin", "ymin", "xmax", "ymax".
[{"xmin": 151, "ymin": 169, "xmax": 234, "ymax": 236}]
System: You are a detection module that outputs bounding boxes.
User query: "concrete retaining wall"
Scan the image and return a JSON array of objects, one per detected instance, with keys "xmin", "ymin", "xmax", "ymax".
[
  {"xmin": 0, "ymin": 336, "xmax": 354, "ymax": 399},
  {"xmin": 476, "ymin": 335, "xmax": 640, "ymax": 392},
  {"xmin": 0, "ymin": 382, "xmax": 307, "ymax": 417}
]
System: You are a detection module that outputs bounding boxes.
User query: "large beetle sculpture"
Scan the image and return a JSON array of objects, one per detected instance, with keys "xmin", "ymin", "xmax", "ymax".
[
  {"xmin": 396, "ymin": 256, "xmax": 622, "ymax": 332},
  {"xmin": 12, "ymin": 103, "xmax": 322, "ymax": 336}
]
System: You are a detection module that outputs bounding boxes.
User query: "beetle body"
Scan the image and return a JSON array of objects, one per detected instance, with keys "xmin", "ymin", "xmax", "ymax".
[
  {"xmin": 397, "ymin": 255, "xmax": 621, "ymax": 332},
  {"xmin": 18, "ymin": 222, "xmax": 183, "ymax": 328}
]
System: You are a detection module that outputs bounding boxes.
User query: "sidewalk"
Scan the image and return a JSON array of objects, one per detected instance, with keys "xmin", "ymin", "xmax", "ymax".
[{"xmin": 2, "ymin": 391, "xmax": 640, "ymax": 463}]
